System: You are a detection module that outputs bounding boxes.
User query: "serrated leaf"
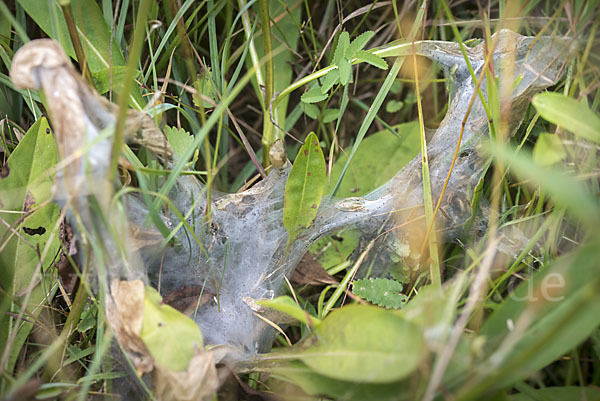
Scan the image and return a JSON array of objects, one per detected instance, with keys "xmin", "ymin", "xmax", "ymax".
[
  {"xmin": 333, "ymin": 31, "xmax": 350, "ymax": 65},
  {"xmin": 296, "ymin": 304, "xmax": 426, "ymax": 383},
  {"xmin": 533, "ymin": 133, "xmax": 566, "ymax": 166},
  {"xmin": 322, "ymin": 108, "xmax": 340, "ymax": 124},
  {"xmin": 141, "ymin": 286, "xmax": 204, "ymax": 372},
  {"xmin": 165, "ymin": 126, "xmax": 198, "ymax": 166},
  {"xmin": 284, "ymin": 132, "xmax": 326, "ymax": 243},
  {"xmin": 320, "ymin": 69, "xmax": 339, "ymax": 94},
  {"xmin": 301, "ymin": 103, "xmax": 320, "ymax": 119},
  {"xmin": 301, "ymin": 86, "xmax": 328, "ymax": 104},
  {"xmin": 347, "ymin": 31, "xmax": 375, "ymax": 59},
  {"xmin": 533, "ymin": 93, "xmax": 600, "ymax": 144},
  {"xmin": 338, "ymin": 58, "xmax": 351, "ymax": 86},
  {"xmin": 355, "ymin": 50, "xmax": 388, "ymax": 70},
  {"xmin": 352, "ymin": 278, "xmax": 407, "ymax": 309},
  {"xmin": 257, "ymin": 296, "xmax": 321, "ymax": 327}
]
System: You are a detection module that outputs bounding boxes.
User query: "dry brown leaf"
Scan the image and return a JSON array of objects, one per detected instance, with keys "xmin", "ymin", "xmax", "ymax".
[
  {"xmin": 129, "ymin": 223, "xmax": 165, "ymax": 251},
  {"xmin": 153, "ymin": 350, "xmax": 219, "ymax": 401},
  {"xmin": 291, "ymin": 253, "xmax": 338, "ymax": 286},
  {"xmin": 107, "ymin": 279, "xmax": 154, "ymax": 375}
]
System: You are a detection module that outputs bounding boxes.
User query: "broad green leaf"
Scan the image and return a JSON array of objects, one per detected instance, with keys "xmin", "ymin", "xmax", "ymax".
[
  {"xmin": 165, "ymin": 126, "xmax": 199, "ymax": 166},
  {"xmin": 333, "ymin": 31, "xmax": 350, "ymax": 65},
  {"xmin": 592, "ymin": 327, "xmax": 600, "ymax": 360},
  {"xmin": 271, "ymin": 360, "xmax": 414, "ymax": 401},
  {"xmin": 322, "ymin": 108, "xmax": 340, "ymax": 124},
  {"xmin": 301, "ymin": 86, "xmax": 328, "ymax": 104},
  {"xmin": 257, "ymin": 296, "xmax": 321, "ymax": 327},
  {"xmin": 532, "ymin": 133, "xmax": 566, "ymax": 166},
  {"xmin": 301, "ymin": 102, "xmax": 319, "ymax": 119},
  {"xmin": 283, "ymin": 132, "xmax": 326, "ymax": 243},
  {"xmin": 140, "ymin": 286, "xmax": 204, "ymax": 372},
  {"xmin": 488, "ymin": 144, "xmax": 599, "ymax": 225},
  {"xmin": 352, "ymin": 278, "xmax": 407, "ymax": 309},
  {"xmin": 0, "ymin": 118, "xmax": 60, "ymax": 374},
  {"xmin": 91, "ymin": 66, "xmax": 131, "ymax": 95},
  {"xmin": 532, "ymin": 93, "xmax": 600, "ymax": 143},
  {"xmin": 310, "ymin": 229, "xmax": 360, "ymax": 270},
  {"xmin": 326, "ymin": 122, "xmax": 420, "ymax": 197},
  {"xmin": 312, "ymin": 123, "xmax": 419, "ymax": 272},
  {"xmin": 479, "ymin": 242, "xmax": 600, "ymax": 390},
  {"xmin": 192, "ymin": 69, "xmax": 218, "ymax": 109},
  {"xmin": 385, "ymin": 100, "xmax": 404, "ymax": 113},
  {"xmin": 321, "ymin": 69, "xmax": 340, "ymax": 94},
  {"xmin": 509, "ymin": 387, "xmax": 600, "ymax": 401},
  {"xmin": 297, "ymin": 304, "xmax": 426, "ymax": 383},
  {"xmin": 355, "ymin": 50, "xmax": 388, "ymax": 70},
  {"xmin": 347, "ymin": 31, "xmax": 375, "ymax": 59},
  {"xmin": 338, "ymin": 57, "xmax": 351, "ymax": 86}
]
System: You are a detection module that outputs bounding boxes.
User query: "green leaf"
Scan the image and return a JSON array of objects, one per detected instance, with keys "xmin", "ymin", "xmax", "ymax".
[
  {"xmin": 385, "ymin": 100, "xmax": 404, "ymax": 113},
  {"xmin": 330, "ymin": 56, "xmax": 408, "ymax": 197},
  {"xmin": 91, "ymin": 66, "xmax": 132, "ymax": 95},
  {"xmin": 326, "ymin": 122, "xmax": 420, "ymax": 197},
  {"xmin": 488, "ymin": 144, "xmax": 599, "ymax": 225},
  {"xmin": 479, "ymin": 242, "xmax": 600, "ymax": 391},
  {"xmin": 165, "ymin": 126, "xmax": 198, "ymax": 166},
  {"xmin": 296, "ymin": 304, "xmax": 425, "ymax": 383},
  {"xmin": 283, "ymin": 132, "xmax": 326, "ymax": 243},
  {"xmin": 532, "ymin": 93, "xmax": 600, "ymax": 143},
  {"xmin": 192, "ymin": 70, "xmax": 218, "ymax": 109},
  {"xmin": 322, "ymin": 108, "xmax": 340, "ymax": 124},
  {"xmin": 352, "ymin": 278, "xmax": 407, "ymax": 309},
  {"xmin": 310, "ymin": 229, "xmax": 360, "ymax": 270},
  {"xmin": 272, "ymin": 360, "xmax": 414, "ymax": 401},
  {"xmin": 347, "ymin": 31, "xmax": 375, "ymax": 59},
  {"xmin": 333, "ymin": 31, "xmax": 350, "ymax": 65},
  {"xmin": 355, "ymin": 50, "xmax": 388, "ymax": 70},
  {"xmin": 301, "ymin": 85, "xmax": 328, "ymax": 104},
  {"xmin": 509, "ymin": 386, "xmax": 600, "ymax": 401},
  {"xmin": 257, "ymin": 296, "xmax": 321, "ymax": 327},
  {"xmin": 338, "ymin": 57, "xmax": 351, "ymax": 86},
  {"xmin": 0, "ymin": 118, "xmax": 60, "ymax": 374},
  {"xmin": 532, "ymin": 133, "xmax": 566, "ymax": 166},
  {"xmin": 301, "ymin": 103, "xmax": 320, "ymax": 119},
  {"xmin": 320, "ymin": 69, "xmax": 340, "ymax": 94},
  {"xmin": 140, "ymin": 286, "xmax": 204, "ymax": 372}
]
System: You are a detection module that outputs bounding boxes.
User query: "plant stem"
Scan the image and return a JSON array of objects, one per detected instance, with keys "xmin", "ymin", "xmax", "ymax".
[
  {"xmin": 108, "ymin": 0, "xmax": 152, "ymax": 183},
  {"xmin": 60, "ymin": 1, "xmax": 93, "ymax": 85},
  {"xmin": 258, "ymin": 0, "xmax": 275, "ymax": 167}
]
